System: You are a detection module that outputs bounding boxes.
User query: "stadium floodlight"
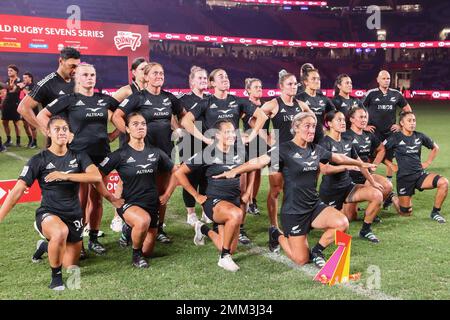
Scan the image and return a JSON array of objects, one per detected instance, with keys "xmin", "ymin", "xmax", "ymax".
[
  {"xmin": 377, "ymin": 29, "xmax": 386, "ymax": 41},
  {"xmin": 439, "ymin": 28, "xmax": 450, "ymax": 40}
]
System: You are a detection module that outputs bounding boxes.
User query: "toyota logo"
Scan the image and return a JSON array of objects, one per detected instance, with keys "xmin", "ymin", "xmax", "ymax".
[
  {"xmin": 205, "ymin": 36, "xmax": 210, "ymax": 41},
  {"xmin": 400, "ymin": 42, "xmax": 407, "ymax": 48},
  {"xmin": 438, "ymin": 42, "xmax": 445, "ymax": 47},
  {"xmin": 257, "ymin": 39, "xmax": 262, "ymax": 44},
  {"xmin": 343, "ymin": 43, "xmax": 349, "ymax": 48},
  {"xmin": 381, "ymin": 43, "xmax": 387, "ymax": 48},
  {"xmin": 223, "ymin": 37, "xmax": 228, "ymax": 42},
  {"xmin": 273, "ymin": 40, "xmax": 278, "ymax": 45},
  {"xmin": 432, "ymin": 91, "xmax": 441, "ymax": 99},
  {"xmin": 185, "ymin": 35, "xmax": 192, "ymax": 41},
  {"xmin": 306, "ymin": 42, "xmax": 312, "ymax": 46},
  {"xmin": 355, "ymin": 90, "xmax": 364, "ymax": 97},
  {"xmin": 165, "ymin": 34, "xmax": 173, "ymax": 39},
  {"xmin": 289, "ymin": 41, "xmax": 294, "ymax": 46},
  {"xmin": 268, "ymin": 90, "xmax": 276, "ymax": 97},
  {"xmin": 362, "ymin": 43, "xmax": 368, "ymax": 48},
  {"xmin": 419, "ymin": 42, "xmax": 426, "ymax": 47},
  {"xmin": 324, "ymin": 42, "xmax": 330, "ymax": 47}
]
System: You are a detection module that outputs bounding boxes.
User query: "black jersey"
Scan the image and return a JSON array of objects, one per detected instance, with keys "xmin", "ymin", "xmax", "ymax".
[
  {"xmin": 118, "ymin": 90, "xmax": 184, "ymax": 155},
  {"xmin": 185, "ymin": 145, "xmax": 244, "ymax": 200},
  {"xmin": 178, "ymin": 91, "xmax": 208, "ymax": 161},
  {"xmin": 118, "ymin": 82, "xmax": 142, "ymax": 148},
  {"xmin": 29, "ymin": 72, "xmax": 74, "ymax": 107},
  {"xmin": 383, "ymin": 131, "xmax": 434, "ymax": 178},
  {"xmin": 18, "ymin": 149, "xmax": 93, "ymax": 218},
  {"xmin": 99, "ymin": 144, "xmax": 174, "ymax": 206},
  {"xmin": 362, "ymin": 88, "xmax": 408, "ymax": 134},
  {"xmin": 270, "ymin": 97, "xmax": 301, "ymax": 144},
  {"xmin": 319, "ymin": 135, "xmax": 358, "ymax": 194},
  {"xmin": 268, "ymin": 141, "xmax": 331, "ymax": 215},
  {"xmin": 343, "ymin": 129, "xmax": 381, "ymax": 183},
  {"xmin": 47, "ymin": 93, "xmax": 119, "ymax": 157},
  {"xmin": 331, "ymin": 95, "xmax": 364, "ymax": 118},
  {"xmin": 2, "ymin": 78, "xmax": 21, "ymax": 121},
  {"xmin": 296, "ymin": 85, "xmax": 323, "ymax": 99},
  {"xmin": 297, "ymin": 91, "xmax": 335, "ymax": 142},
  {"xmin": 242, "ymin": 100, "xmax": 269, "ymax": 132},
  {"xmin": 190, "ymin": 94, "xmax": 256, "ymax": 132}
]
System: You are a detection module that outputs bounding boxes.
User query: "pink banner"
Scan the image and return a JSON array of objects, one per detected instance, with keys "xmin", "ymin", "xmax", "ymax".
[{"xmin": 228, "ymin": 0, "xmax": 327, "ymax": 6}]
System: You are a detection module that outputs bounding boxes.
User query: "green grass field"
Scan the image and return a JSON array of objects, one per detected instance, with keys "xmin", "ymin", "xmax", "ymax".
[{"xmin": 0, "ymin": 101, "xmax": 449, "ymax": 300}]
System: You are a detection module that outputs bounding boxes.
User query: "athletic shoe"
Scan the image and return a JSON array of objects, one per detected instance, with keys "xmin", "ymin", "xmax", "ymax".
[
  {"xmin": 217, "ymin": 254, "xmax": 240, "ymax": 272},
  {"xmin": 310, "ymin": 250, "xmax": 326, "ymax": 269},
  {"xmin": 268, "ymin": 226, "xmax": 281, "ymax": 253},
  {"xmin": 0, "ymin": 145, "xmax": 6, "ymax": 152},
  {"xmin": 247, "ymin": 203, "xmax": 260, "ymax": 216},
  {"xmin": 201, "ymin": 212, "xmax": 213, "ymax": 224},
  {"xmin": 359, "ymin": 230, "xmax": 380, "ymax": 243},
  {"xmin": 88, "ymin": 239, "xmax": 107, "ymax": 255},
  {"xmin": 33, "ymin": 221, "xmax": 46, "ymax": 239},
  {"xmin": 253, "ymin": 199, "xmax": 260, "ymax": 215},
  {"xmin": 156, "ymin": 228, "xmax": 171, "ymax": 244},
  {"xmin": 49, "ymin": 276, "xmax": 65, "ymax": 291},
  {"xmin": 431, "ymin": 212, "xmax": 446, "ymax": 224},
  {"xmin": 382, "ymin": 195, "xmax": 393, "ymax": 210},
  {"xmin": 31, "ymin": 239, "xmax": 46, "ymax": 263},
  {"xmin": 132, "ymin": 255, "xmax": 149, "ymax": 269},
  {"xmin": 29, "ymin": 141, "xmax": 37, "ymax": 149},
  {"xmin": 110, "ymin": 216, "xmax": 123, "ymax": 233},
  {"xmin": 83, "ymin": 225, "xmax": 104, "ymax": 238},
  {"xmin": 238, "ymin": 228, "xmax": 251, "ymax": 245},
  {"xmin": 193, "ymin": 221, "xmax": 206, "ymax": 246},
  {"xmin": 4, "ymin": 140, "xmax": 12, "ymax": 147},
  {"xmin": 187, "ymin": 213, "xmax": 199, "ymax": 227}
]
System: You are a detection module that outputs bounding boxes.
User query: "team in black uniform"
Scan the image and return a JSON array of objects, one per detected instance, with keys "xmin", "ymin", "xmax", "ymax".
[
  {"xmin": 37, "ymin": 63, "xmax": 119, "ymax": 256},
  {"xmin": 296, "ymin": 68, "xmax": 335, "ymax": 144},
  {"xmin": 0, "ymin": 116, "xmax": 101, "ymax": 290},
  {"xmin": 96, "ymin": 112, "xmax": 175, "ymax": 268},
  {"xmin": 383, "ymin": 112, "xmax": 448, "ymax": 222}
]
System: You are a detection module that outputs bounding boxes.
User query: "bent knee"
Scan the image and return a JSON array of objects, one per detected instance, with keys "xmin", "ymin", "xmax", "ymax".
[
  {"xmin": 292, "ymin": 255, "xmax": 309, "ymax": 266},
  {"xmin": 438, "ymin": 177, "xmax": 449, "ymax": 189}
]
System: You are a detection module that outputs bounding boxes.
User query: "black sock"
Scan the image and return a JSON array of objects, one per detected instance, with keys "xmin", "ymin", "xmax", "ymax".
[
  {"xmin": 89, "ymin": 230, "xmax": 99, "ymax": 242},
  {"xmin": 432, "ymin": 207, "xmax": 441, "ymax": 214},
  {"xmin": 240, "ymin": 224, "xmax": 244, "ymax": 231},
  {"xmin": 361, "ymin": 222, "xmax": 372, "ymax": 233},
  {"xmin": 32, "ymin": 241, "xmax": 48, "ymax": 260},
  {"xmin": 16, "ymin": 136, "xmax": 20, "ymax": 144},
  {"xmin": 270, "ymin": 227, "xmax": 281, "ymax": 241},
  {"xmin": 0, "ymin": 137, "xmax": 3, "ymax": 145},
  {"xmin": 27, "ymin": 135, "xmax": 32, "ymax": 143},
  {"xmin": 6, "ymin": 136, "xmax": 11, "ymax": 143},
  {"xmin": 312, "ymin": 243, "xmax": 325, "ymax": 254},
  {"xmin": 132, "ymin": 247, "xmax": 143, "ymax": 259},
  {"xmin": 221, "ymin": 247, "xmax": 231, "ymax": 258},
  {"xmin": 200, "ymin": 224, "xmax": 211, "ymax": 237},
  {"xmin": 51, "ymin": 265, "xmax": 62, "ymax": 278},
  {"xmin": 158, "ymin": 222, "xmax": 164, "ymax": 231}
]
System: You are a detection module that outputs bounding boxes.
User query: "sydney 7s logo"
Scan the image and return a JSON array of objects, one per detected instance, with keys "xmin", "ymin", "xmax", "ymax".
[{"xmin": 114, "ymin": 31, "xmax": 142, "ymax": 51}]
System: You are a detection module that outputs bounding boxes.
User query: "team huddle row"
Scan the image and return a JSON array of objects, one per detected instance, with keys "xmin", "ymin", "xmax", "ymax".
[{"xmin": 0, "ymin": 47, "xmax": 448, "ymax": 291}]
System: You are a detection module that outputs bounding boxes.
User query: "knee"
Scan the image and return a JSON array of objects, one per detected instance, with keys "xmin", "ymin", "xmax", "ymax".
[
  {"xmin": 50, "ymin": 228, "xmax": 69, "ymax": 243},
  {"xmin": 438, "ymin": 178, "xmax": 449, "ymax": 190},
  {"xmin": 292, "ymin": 254, "xmax": 309, "ymax": 266},
  {"xmin": 373, "ymin": 190, "xmax": 384, "ymax": 204},
  {"xmin": 335, "ymin": 217, "xmax": 349, "ymax": 232},
  {"xmin": 269, "ymin": 186, "xmax": 281, "ymax": 198},
  {"xmin": 383, "ymin": 180, "xmax": 393, "ymax": 194},
  {"xmin": 228, "ymin": 210, "xmax": 243, "ymax": 225}
]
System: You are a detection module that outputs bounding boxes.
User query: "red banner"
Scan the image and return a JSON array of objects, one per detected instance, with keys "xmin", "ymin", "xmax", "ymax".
[
  {"xmin": 229, "ymin": 0, "xmax": 327, "ymax": 6},
  {"xmin": 0, "ymin": 173, "xmax": 120, "ymax": 205},
  {"xmin": 149, "ymin": 32, "xmax": 450, "ymax": 49},
  {"xmin": 0, "ymin": 180, "xmax": 41, "ymax": 205},
  {"xmin": 0, "ymin": 14, "xmax": 149, "ymax": 79}
]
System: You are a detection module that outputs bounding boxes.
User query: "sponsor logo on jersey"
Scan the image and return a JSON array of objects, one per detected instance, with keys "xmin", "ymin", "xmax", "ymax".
[
  {"xmin": 280, "ymin": 108, "xmax": 287, "ymax": 113},
  {"xmin": 341, "ymin": 102, "xmax": 347, "ymax": 107},
  {"xmin": 229, "ymin": 101, "xmax": 238, "ymax": 108},
  {"xmin": 136, "ymin": 164, "xmax": 152, "ymax": 169},
  {"xmin": 311, "ymin": 107, "xmax": 322, "ymax": 113},
  {"xmin": 210, "ymin": 103, "xmax": 218, "ymax": 109},
  {"xmin": 415, "ymin": 138, "xmax": 421, "ymax": 145},
  {"xmin": 114, "ymin": 31, "xmax": 142, "ymax": 51},
  {"xmin": 390, "ymin": 97, "xmax": 396, "ymax": 102},
  {"xmin": 126, "ymin": 157, "xmax": 136, "ymax": 163},
  {"xmin": 319, "ymin": 100, "xmax": 325, "ymax": 107},
  {"xmin": 58, "ymin": 90, "xmax": 65, "ymax": 95},
  {"xmin": 86, "ymin": 108, "xmax": 102, "ymax": 112},
  {"xmin": 162, "ymin": 98, "xmax": 171, "ymax": 106},
  {"xmin": 218, "ymin": 109, "xmax": 232, "ymax": 114},
  {"xmin": 304, "ymin": 161, "xmax": 315, "ymax": 166},
  {"xmin": 46, "ymin": 162, "xmax": 56, "ymax": 170},
  {"xmin": 223, "ymin": 165, "xmax": 237, "ymax": 170},
  {"xmin": 360, "ymin": 144, "xmax": 370, "ymax": 151},
  {"xmin": 212, "ymin": 157, "xmax": 223, "ymax": 164},
  {"xmin": 332, "ymin": 146, "xmax": 338, "ymax": 152},
  {"xmin": 352, "ymin": 138, "xmax": 359, "ymax": 144},
  {"xmin": 399, "ymin": 140, "xmax": 406, "ymax": 145},
  {"xmin": 154, "ymin": 107, "xmax": 166, "ymax": 112},
  {"xmin": 75, "ymin": 100, "xmax": 85, "ymax": 106},
  {"xmin": 144, "ymin": 100, "xmax": 152, "ymax": 106},
  {"xmin": 293, "ymin": 152, "xmax": 302, "ymax": 159},
  {"xmin": 399, "ymin": 188, "xmax": 406, "ymax": 195},
  {"xmin": 375, "ymin": 98, "xmax": 380, "ymax": 102}
]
